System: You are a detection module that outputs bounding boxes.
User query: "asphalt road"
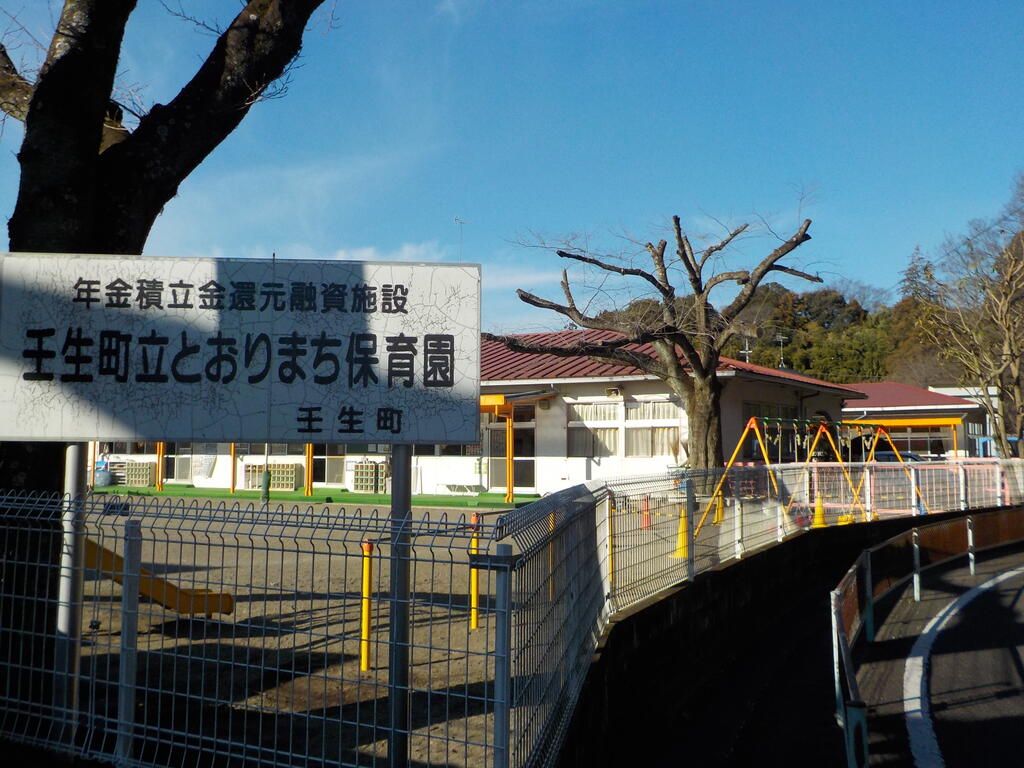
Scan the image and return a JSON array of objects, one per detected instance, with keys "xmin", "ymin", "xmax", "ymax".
[{"xmin": 857, "ymin": 547, "xmax": 1024, "ymax": 767}]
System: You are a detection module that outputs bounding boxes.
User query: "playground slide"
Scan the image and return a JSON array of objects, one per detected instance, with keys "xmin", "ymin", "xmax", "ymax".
[{"xmin": 84, "ymin": 538, "xmax": 234, "ymax": 617}]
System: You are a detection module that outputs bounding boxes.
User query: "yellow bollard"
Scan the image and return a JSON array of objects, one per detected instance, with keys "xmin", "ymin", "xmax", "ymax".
[
  {"xmin": 360, "ymin": 539, "xmax": 374, "ymax": 671},
  {"xmin": 811, "ymin": 495, "xmax": 828, "ymax": 529},
  {"xmin": 469, "ymin": 513, "xmax": 480, "ymax": 630},
  {"xmin": 673, "ymin": 504, "xmax": 689, "ymax": 559},
  {"xmin": 713, "ymin": 493, "xmax": 724, "ymax": 525}
]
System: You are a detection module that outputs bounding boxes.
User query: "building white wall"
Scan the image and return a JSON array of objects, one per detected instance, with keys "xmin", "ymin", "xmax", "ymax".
[{"xmin": 94, "ymin": 374, "xmax": 853, "ymax": 497}]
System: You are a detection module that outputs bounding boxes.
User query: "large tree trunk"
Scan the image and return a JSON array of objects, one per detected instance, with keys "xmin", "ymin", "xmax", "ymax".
[{"xmin": 685, "ymin": 372, "xmax": 725, "ymax": 471}]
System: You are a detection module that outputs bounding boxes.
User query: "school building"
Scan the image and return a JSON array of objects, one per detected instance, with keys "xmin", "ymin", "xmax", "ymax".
[{"xmin": 93, "ymin": 330, "xmax": 867, "ymax": 496}]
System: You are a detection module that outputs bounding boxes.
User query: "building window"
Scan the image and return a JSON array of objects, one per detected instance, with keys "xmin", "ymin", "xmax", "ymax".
[
  {"xmin": 567, "ymin": 402, "xmax": 619, "ymax": 421},
  {"xmin": 344, "ymin": 443, "xmax": 392, "ymax": 455},
  {"xmin": 513, "ymin": 404, "xmax": 535, "ymax": 422},
  {"xmin": 625, "ymin": 426, "xmax": 679, "ymax": 457},
  {"xmin": 624, "ymin": 400, "xmax": 678, "ymax": 420},
  {"xmin": 440, "ymin": 444, "xmax": 482, "ymax": 456},
  {"xmin": 312, "ymin": 443, "xmax": 347, "ymax": 457},
  {"xmin": 741, "ymin": 401, "xmax": 799, "ymax": 421},
  {"xmin": 567, "ymin": 427, "xmax": 618, "ymax": 458}
]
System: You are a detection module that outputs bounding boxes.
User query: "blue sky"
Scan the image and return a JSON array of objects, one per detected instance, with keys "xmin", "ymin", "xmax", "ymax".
[{"xmin": 2, "ymin": 0, "xmax": 1022, "ymax": 331}]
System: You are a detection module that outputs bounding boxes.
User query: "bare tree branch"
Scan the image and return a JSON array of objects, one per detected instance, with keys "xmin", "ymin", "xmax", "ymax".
[
  {"xmin": 699, "ymin": 223, "xmax": 749, "ymax": 269},
  {"xmin": 0, "ymin": 42, "xmax": 32, "ymax": 121},
  {"xmin": 720, "ymin": 218, "xmax": 813, "ymax": 323},
  {"xmin": 703, "ymin": 270, "xmax": 752, "ymax": 291},
  {"xmin": 672, "ymin": 215, "xmax": 702, "ymax": 293},
  {"xmin": 556, "ymin": 248, "xmax": 671, "ymax": 299},
  {"xmin": 767, "ymin": 264, "xmax": 823, "ymax": 282}
]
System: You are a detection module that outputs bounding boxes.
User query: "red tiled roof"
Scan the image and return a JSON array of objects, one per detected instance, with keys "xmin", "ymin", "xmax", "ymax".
[
  {"xmin": 843, "ymin": 382, "xmax": 979, "ymax": 409},
  {"xmin": 481, "ymin": 330, "xmax": 864, "ymax": 395}
]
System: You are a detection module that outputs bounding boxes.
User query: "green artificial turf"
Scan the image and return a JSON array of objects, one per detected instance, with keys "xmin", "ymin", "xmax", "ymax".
[{"xmin": 90, "ymin": 484, "xmax": 539, "ymax": 509}]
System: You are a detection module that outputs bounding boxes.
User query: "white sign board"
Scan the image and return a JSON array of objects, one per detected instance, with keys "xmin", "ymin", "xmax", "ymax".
[{"xmin": 0, "ymin": 254, "xmax": 480, "ymax": 443}]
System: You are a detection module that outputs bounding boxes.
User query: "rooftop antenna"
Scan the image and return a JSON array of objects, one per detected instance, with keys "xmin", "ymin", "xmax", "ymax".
[
  {"xmin": 454, "ymin": 216, "xmax": 467, "ymax": 261},
  {"xmin": 740, "ymin": 336, "xmax": 753, "ymax": 363},
  {"xmin": 774, "ymin": 333, "xmax": 788, "ymax": 368}
]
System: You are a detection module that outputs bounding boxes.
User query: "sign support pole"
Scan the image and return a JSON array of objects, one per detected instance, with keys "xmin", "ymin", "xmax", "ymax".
[
  {"xmin": 55, "ymin": 441, "xmax": 87, "ymax": 744},
  {"xmin": 388, "ymin": 443, "xmax": 413, "ymax": 768}
]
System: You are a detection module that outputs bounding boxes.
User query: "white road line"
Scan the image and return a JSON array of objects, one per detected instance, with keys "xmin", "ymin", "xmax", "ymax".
[{"xmin": 903, "ymin": 565, "xmax": 1024, "ymax": 768}]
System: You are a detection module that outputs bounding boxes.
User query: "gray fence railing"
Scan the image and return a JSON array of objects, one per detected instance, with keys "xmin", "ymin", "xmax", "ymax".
[
  {"xmin": 829, "ymin": 488, "xmax": 1024, "ymax": 767},
  {"xmin": 2, "ymin": 457, "xmax": 1024, "ymax": 768}
]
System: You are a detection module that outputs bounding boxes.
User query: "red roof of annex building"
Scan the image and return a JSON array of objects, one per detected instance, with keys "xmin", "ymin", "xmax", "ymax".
[
  {"xmin": 842, "ymin": 382, "xmax": 979, "ymax": 410},
  {"xmin": 481, "ymin": 330, "xmax": 865, "ymax": 397}
]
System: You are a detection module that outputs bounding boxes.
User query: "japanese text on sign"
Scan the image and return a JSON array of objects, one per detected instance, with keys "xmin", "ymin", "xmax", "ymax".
[{"xmin": 0, "ymin": 254, "xmax": 480, "ymax": 443}]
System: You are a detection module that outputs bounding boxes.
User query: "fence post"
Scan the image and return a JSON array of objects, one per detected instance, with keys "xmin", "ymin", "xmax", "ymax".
[
  {"xmin": 967, "ymin": 516, "xmax": 976, "ymax": 576},
  {"xmin": 115, "ymin": 519, "xmax": 142, "ymax": 766},
  {"xmin": 733, "ymin": 496, "xmax": 744, "ymax": 560},
  {"xmin": 910, "ymin": 466, "xmax": 923, "ymax": 515},
  {"xmin": 606, "ymin": 492, "xmax": 616, "ymax": 592},
  {"xmin": 830, "ymin": 589, "xmax": 845, "ymax": 725},
  {"xmin": 388, "ymin": 444, "xmax": 413, "ymax": 768},
  {"xmin": 685, "ymin": 480, "xmax": 696, "ymax": 581},
  {"xmin": 863, "ymin": 465, "xmax": 874, "ymax": 522},
  {"xmin": 958, "ymin": 463, "xmax": 968, "ymax": 512},
  {"xmin": 862, "ymin": 551, "xmax": 875, "ymax": 643},
  {"xmin": 493, "ymin": 543, "xmax": 514, "ymax": 768},
  {"xmin": 776, "ymin": 498, "xmax": 785, "ymax": 543},
  {"xmin": 912, "ymin": 529, "xmax": 921, "ymax": 602},
  {"xmin": 55, "ymin": 442, "xmax": 87, "ymax": 745},
  {"xmin": 996, "ymin": 460, "xmax": 1006, "ymax": 506}
]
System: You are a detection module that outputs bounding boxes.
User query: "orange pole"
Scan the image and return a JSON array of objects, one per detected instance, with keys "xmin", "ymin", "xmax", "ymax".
[
  {"xmin": 304, "ymin": 443, "xmax": 313, "ymax": 496},
  {"xmin": 695, "ymin": 417, "xmax": 758, "ymax": 536},
  {"xmin": 155, "ymin": 441, "xmax": 164, "ymax": 491},
  {"xmin": 504, "ymin": 407, "xmax": 515, "ymax": 505}
]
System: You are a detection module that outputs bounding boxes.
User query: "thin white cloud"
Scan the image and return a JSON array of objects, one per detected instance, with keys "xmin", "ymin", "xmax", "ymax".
[
  {"xmin": 435, "ymin": 0, "xmax": 480, "ymax": 24},
  {"xmin": 327, "ymin": 242, "xmax": 451, "ymax": 263},
  {"xmin": 482, "ymin": 265, "xmax": 564, "ymax": 290}
]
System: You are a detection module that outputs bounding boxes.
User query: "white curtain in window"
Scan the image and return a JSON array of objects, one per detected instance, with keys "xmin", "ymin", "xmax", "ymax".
[
  {"xmin": 593, "ymin": 428, "xmax": 618, "ymax": 457},
  {"xmin": 568, "ymin": 402, "xmax": 619, "ymax": 421},
  {"xmin": 625, "ymin": 428, "xmax": 651, "ymax": 457},
  {"xmin": 651, "ymin": 427, "xmax": 679, "ymax": 456},
  {"xmin": 567, "ymin": 427, "xmax": 591, "ymax": 457},
  {"xmin": 625, "ymin": 400, "xmax": 678, "ymax": 420}
]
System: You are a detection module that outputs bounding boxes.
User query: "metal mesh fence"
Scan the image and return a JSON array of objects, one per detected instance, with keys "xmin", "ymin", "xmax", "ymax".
[
  {"xmin": 493, "ymin": 482, "xmax": 609, "ymax": 768},
  {"xmin": 4, "ymin": 457, "xmax": 1024, "ymax": 768},
  {"xmin": 0, "ymin": 494, "xmax": 502, "ymax": 768}
]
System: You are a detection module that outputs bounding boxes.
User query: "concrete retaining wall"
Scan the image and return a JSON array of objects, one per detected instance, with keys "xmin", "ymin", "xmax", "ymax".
[{"xmin": 558, "ymin": 509, "xmax": 978, "ymax": 767}]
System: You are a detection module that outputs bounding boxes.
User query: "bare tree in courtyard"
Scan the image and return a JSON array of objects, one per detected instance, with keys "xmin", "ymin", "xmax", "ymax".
[
  {"xmin": 484, "ymin": 216, "xmax": 820, "ymax": 470},
  {"xmin": 903, "ymin": 178, "xmax": 1024, "ymax": 458}
]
